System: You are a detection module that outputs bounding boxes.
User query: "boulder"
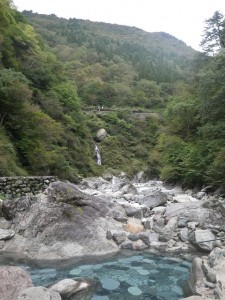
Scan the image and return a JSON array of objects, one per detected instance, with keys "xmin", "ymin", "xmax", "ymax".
[
  {"xmin": 109, "ymin": 203, "xmax": 127, "ymax": 221},
  {"xmin": 123, "ymin": 218, "xmax": 144, "ymax": 234},
  {"xmin": 1, "ymin": 181, "xmax": 119, "ymax": 260},
  {"xmin": 0, "ymin": 266, "xmax": 33, "ymax": 300},
  {"xmin": 165, "ymin": 202, "xmax": 224, "ymax": 226},
  {"xmin": 16, "ymin": 195, "xmax": 32, "ymax": 212},
  {"xmin": 0, "ymin": 228, "xmax": 15, "ymax": 240},
  {"xmin": 159, "ymin": 217, "xmax": 178, "ymax": 242},
  {"xmin": 208, "ymin": 248, "xmax": 225, "ymax": 295},
  {"xmin": 124, "ymin": 205, "xmax": 142, "ymax": 218},
  {"xmin": 127, "ymin": 233, "xmax": 140, "ymax": 241},
  {"xmin": 138, "ymin": 191, "xmax": 167, "ymax": 208},
  {"xmin": 187, "ymin": 222, "xmax": 198, "ymax": 230},
  {"xmin": 121, "ymin": 184, "xmax": 138, "ymax": 195},
  {"xmin": 111, "ymin": 176, "xmax": 127, "ymax": 192},
  {"xmin": 202, "ymin": 259, "xmax": 216, "ymax": 283},
  {"xmin": 96, "ymin": 128, "xmax": 107, "ymax": 142},
  {"xmin": 173, "ymin": 194, "xmax": 197, "ymax": 203},
  {"xmin": 2, "ymin": 196, "xmax": 33, "ymax": 221},
  {"xmin": 49, "ymin": 278, "xmax": 98, "ymax": 300},
  {"xmin": 152, "ymin": 206, "xmax": 166, "ymax": 215},
  {"xmin": 139, "ymin": 232, "xmax": 159, "ymax": 246},
  {"xmin": 189, "ymin": 230, "xmax": 216, "ymax": 252},
  {"xmin": 2, "ymin": 199, "xmax": 17, "ymax": 220},
  {"xmin": 153, "ymin": 216, "xmax": 165, "ymax": 233},
  {"xmin": 0, "ymin": 217, "xmax": 12, "ymax": 229},
  {"xmin": 178, "ymin": 227, "xmax": 189, "ymax": 242},
  {"xmin": 132, "ymin": 239, "xmax": 148, "ymax": 250},
  {"xmin": 112, "ymin": 231, "xmax": 127, "ymax": 245},
  {"xmin": 186, "ymin": 249, "xmax": 225, "ymax": 300},
  {"xmin": 187, "ymin": 257, "xmax": 206, "ymax": 296},
  {"xmin": 16, "ymin": 287, "xmax": 61, "ymax": 300},
  {"xmin": 110, "ymin": 208, "xmax": 127, "ymax": 222},
  {"xmin": 120, "ymin": 241, "xmax": 133, "ymax": 250},
  {"xmin": 178, "ymin": 217, "xmax": 188, "ymax": 228}
]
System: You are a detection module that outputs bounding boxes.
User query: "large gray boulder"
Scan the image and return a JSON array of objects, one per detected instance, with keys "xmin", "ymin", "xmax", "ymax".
[
  {"xmin": 124, "ymin": 205, "xmax": 142, "ymax": 218},
  {"xmin": 187, "ymin": 257, "xmax": 206, "ymax": 296},
  {"xmin": 186, "ymin": 247, "xmax": 225, "ymax": 299},
  {"xmin": 121, "ymin": 184, "xmax": 138, "ymax": 195},
  {"xmin": 137, "ymin": 191, "xmax": 167, "ymax": 208},
  {"xmin": 16, "ymin": 287, "xmax": 61, "ymax": 300},
  {"xmin": 0, "ymin": 228, "xmax": 15, "ymax": 240},
  {"xmin": 112, "ymin": 231, "xmax": 127, "ymax": 245},
  {"xmin": 208, "ymin": 248, "xmax": 225, "ymax": 296},
  {"xmin": 159, "ymin": 217, "xmax": 178, "ymax": 242},
  {"xmin": 2, "ymin": 196, "xmax": 33, "ymax": 220},
  {"xmin": 139, "ymin": 232, "xmax": 159, "ymax": 246},
  {"xmin": 49, "ymin": 278, "xmax": 98, "ymax": 300},
  {"xmin": 0, "ymin": 266, "xmax": 33, "ymax": 300},
  {"xmin": 2, "ymin": 199, "xmax": 17, "ymax": 220},
  {"xmin": 1, "ymin": 181, "xmax": 119, "ymax": 260},
  {"xmin": 179, "ymin": 227, "xmax": 189, "ymax": 242},
  {"xmin": 111, "ymin": 176, "xmax": 127, "ymax": 192},
  {"xmin": 96, "ymin": 128, "xmax": 107, "ymax": 142},
  {"xmin": 189, "ymin": 230, "xmax": 215, "ymax": 252},
  {"xmin": 165, "ymin": 201, "xmax": 224, "ymax": 226}
]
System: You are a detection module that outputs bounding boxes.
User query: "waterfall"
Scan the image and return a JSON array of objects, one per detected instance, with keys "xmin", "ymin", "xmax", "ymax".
[{"xmin": 95, "ymin": 144, "xmax": 102, "ymax": 165}]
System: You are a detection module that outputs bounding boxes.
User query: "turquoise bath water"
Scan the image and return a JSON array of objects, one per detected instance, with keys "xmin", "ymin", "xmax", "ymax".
[{"xmin": 18, "ymin": 252, "xmax": 191, "ymax": 300}]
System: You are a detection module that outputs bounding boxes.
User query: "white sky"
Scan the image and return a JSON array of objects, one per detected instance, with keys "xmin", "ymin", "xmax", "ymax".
[{"xmin": 13, "ymin": 0, "xmax": 225, "ymax": 51}]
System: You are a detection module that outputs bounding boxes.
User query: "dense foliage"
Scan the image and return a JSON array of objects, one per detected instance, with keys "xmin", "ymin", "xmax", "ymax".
[
  {"xmin": 1, "ymin": 1, "xmax": 225, "ymax": 190},
  {"xmin": 153, "ymin": 11, "xmax": 225, "ymax": 189},
  {"xmin": 23, "ymin": 11, "xmax": 196, "ymax": 109}
]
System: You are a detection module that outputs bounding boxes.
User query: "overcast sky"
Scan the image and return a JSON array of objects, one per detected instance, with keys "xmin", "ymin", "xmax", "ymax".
[{"xmin": 13, "ymin": 0, "xmax": 225, "ymax": 51}]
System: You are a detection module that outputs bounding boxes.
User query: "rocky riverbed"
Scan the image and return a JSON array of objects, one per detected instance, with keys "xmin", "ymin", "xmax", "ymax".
[{"xmin": 0, "ymin": 172, "xmax": 225, "ymax": 299}]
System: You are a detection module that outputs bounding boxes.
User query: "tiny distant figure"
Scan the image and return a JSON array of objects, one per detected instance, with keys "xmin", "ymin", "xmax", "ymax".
[{"xmin": 97, "ymin": 105, "xmax": 100, "ymax": 112}]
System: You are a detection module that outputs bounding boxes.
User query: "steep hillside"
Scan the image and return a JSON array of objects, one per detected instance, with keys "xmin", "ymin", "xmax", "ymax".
[
  {"xmin": 4, "ymin": 2, "xmax": 219, "ymax": 186},
  {"xmin": 23, "ymin": 11, "xmax": 197, "ymax": 109},
  {"xmin": 0, "ymin": 1, "xmax": 97, "ymax": 181}
]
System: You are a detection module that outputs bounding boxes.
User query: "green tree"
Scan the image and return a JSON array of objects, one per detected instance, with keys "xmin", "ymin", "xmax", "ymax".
[
  {"xmin": 165, "ymin": 97, "xmax": 198, "ymax": 138},
  {"xmin": 0, "ymin": 69, "xmax": 32, "ymax": 125},
  {"xmin": 200, "ymin": 11, "xmax": 225, "ymax": 55},
  {"xmin": 134, "ymin": 79, "xmax": 161, "ymax": 108}
]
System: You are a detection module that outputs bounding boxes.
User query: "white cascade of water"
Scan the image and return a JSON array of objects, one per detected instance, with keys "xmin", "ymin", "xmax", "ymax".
[{"xmin": 94, "ymin": 144, "xmax": 102, "ymax": 165}]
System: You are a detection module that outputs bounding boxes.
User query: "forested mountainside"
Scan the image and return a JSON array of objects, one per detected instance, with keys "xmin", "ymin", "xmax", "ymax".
[
  {"xmin": 1, "ymin": 1, "xmax": 225, "ymax": 190},
  {"xmin": 24, "ymin": 12, "xmax": 196, "ymax": 81},
  {"xmin": 23, "ymin": 11, "xmax": 197, "ymax": 109}
]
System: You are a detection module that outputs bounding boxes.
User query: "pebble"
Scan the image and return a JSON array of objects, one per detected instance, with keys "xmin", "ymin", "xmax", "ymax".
[
  {"xmin": 100, "ymin": 278, "xmax": 120, "ymax": 290},
  {"xmin": 128, "ymin": 286, "xmax": 142, "ymax": 296},
  {"xmin": 69, "ymin": 269, "xmax": 82, "ymax": 276}
]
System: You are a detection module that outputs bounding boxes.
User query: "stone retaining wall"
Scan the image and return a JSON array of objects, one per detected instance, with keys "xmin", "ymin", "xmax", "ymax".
[{"xmin": 0, "ymin": 176, "xmax": 57, "ymax": 199}]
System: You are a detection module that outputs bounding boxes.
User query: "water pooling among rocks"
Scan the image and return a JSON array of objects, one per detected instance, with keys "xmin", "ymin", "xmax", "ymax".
[{"xmin": 10, "ymin": 252, "xmax": 191, "ymax": 300}]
